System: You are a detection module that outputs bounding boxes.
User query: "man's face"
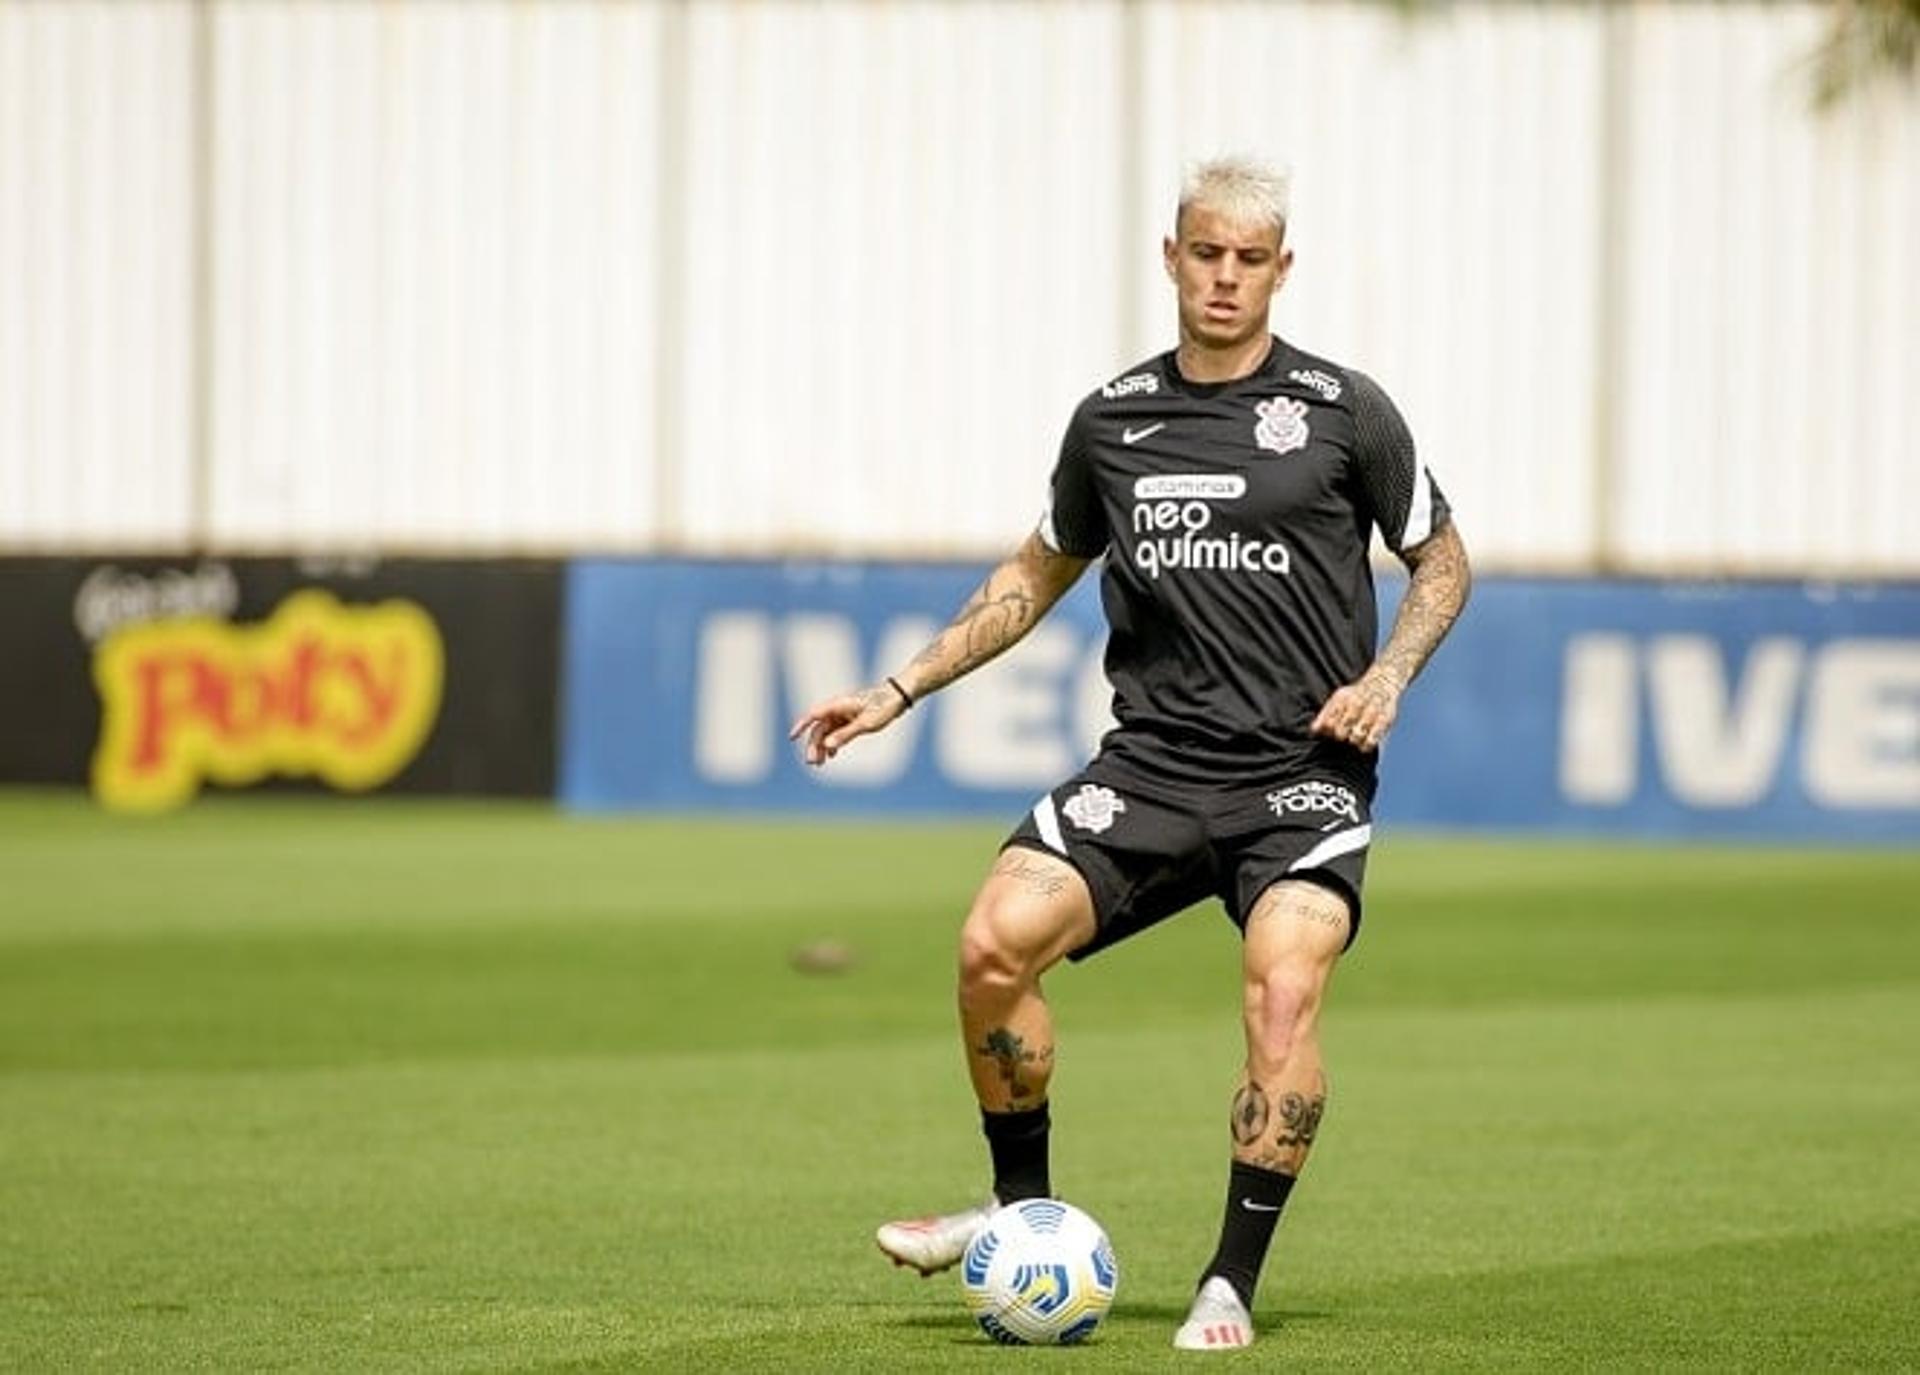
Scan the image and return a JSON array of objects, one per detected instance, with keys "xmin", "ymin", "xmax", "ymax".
[{"xmin": 1163, "ymin": 205, "xmax": 1292, "ymax": 350}]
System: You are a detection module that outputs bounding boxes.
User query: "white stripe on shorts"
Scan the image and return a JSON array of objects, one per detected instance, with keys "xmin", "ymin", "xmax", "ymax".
[
  {"xmin": 1287, "ymin": 823, "xmax": 1372, "ymax": 875},
  {"xmin": 1032, "ymin": 794, "xmax": 1068, "ymax": 855}
]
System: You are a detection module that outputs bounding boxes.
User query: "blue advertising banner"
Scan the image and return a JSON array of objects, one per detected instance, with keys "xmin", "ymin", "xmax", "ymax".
[{"xmin": 560, "ymin": 560, "xmax": 1919, "ymax": 842}]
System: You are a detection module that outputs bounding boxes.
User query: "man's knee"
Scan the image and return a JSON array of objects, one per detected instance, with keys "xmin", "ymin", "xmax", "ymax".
[
  {"xmin": 957, "ymin": 851, "xmax": 1093, "ymax": 1000},
  {"xmin": 958, "ymin": 904, "xmax": 1028, "ymax": 1000},
  {"xmin": 1241, "ymin": 882, "xmax": 1347, "ymax": 1065},
  {"xmin": 1243, "ymin": 964, "xmax": 1322, "ymax": 1064}
]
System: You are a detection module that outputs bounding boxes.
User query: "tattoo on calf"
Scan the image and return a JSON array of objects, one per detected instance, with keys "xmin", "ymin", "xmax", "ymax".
[
  {"xmin": 1231, "ymin": 1083, "xmax": 1270, "ymax": 1146},
  {"xmin": 1275, "ymin": 1091, "xmax": 1326, "ymax": 1151},
  {"xmin": 975, "ymin": 1027, "xmax": 1051, "ymax": 1103}
]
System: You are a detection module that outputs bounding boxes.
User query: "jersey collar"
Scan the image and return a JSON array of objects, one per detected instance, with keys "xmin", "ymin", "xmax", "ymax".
[{"xmin": 1163, "ymin": 335, "xmax": 1289, "ymax": 399}]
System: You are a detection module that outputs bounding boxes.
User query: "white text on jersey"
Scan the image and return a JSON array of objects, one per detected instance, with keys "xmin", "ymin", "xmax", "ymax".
[
  {"xmin": 1101, "ymin": 372, "xmax": 1160, "ymax": 400},
  {"xmin": 1126, "ymin": 475, "xmax": 1291, "ymax": 582}
]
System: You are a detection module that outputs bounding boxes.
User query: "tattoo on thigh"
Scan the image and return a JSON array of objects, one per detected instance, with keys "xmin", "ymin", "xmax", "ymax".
[
  {"xmin": 1253, "ymin": 883, "xmax": 1349, "ymax": 932},
  {"xmin": 975, "ymin": 1027, "xmax": 1051, "ymax": 1103},
  {"xmin": 1304, "ymin": 900, "xmax": 1347, "ymax": 929},
  {"xmin": 991, "ymin": 852, "xmax": 1069, "ymax": 899},
  {"xmin": 1274, "ymin": 1091, "xmax": 1326, "ymax": 1151},
  {"xmin": 1230, "ymin": 1083, "xmax": 1270, "ymax": 1146}
]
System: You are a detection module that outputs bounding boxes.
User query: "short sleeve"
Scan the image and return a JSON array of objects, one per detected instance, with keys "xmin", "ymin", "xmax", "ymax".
[
  {"xmin": 1347, "ymin": 370, "xmax": 1450, "ymax": 554},
  {"xmin": 1038, "ymin": 404, "xmax": 1108, "ymax": 557}
]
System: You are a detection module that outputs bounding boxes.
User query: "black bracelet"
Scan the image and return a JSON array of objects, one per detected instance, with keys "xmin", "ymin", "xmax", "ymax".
[{"xmin": 886, "ymin": 676, "xmax": 915, "ymax": 710}]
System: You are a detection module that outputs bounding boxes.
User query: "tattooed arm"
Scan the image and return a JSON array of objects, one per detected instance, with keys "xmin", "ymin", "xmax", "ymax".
[
  {"xmin": 790, "ymin": 529, "xmax": 1092, "ymax": 765},
  {"xmin": 1309, "ymin": 521, "xmax": 1471, "ymax": 753}
]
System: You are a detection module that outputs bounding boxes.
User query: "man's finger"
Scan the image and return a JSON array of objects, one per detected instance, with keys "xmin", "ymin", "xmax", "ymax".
[
  {"xmin": 822, "ymin": 722, "xmax": 864, "ymax": 755},
  {"xmin": 790, "ymin": 701, "xmax": 845, "ymax": 740},
  {"xmin": 1311, "ymin": 691, "xmax": 1354, "ymax": 736}
]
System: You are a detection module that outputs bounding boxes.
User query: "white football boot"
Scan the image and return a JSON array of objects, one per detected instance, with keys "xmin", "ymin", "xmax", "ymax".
[
  {"xmin": 1172, "ymin": 1275, "xmax": 1256, "ymax": 1350},
  {"xmin": 874, "ymin": 1198, "xmax": 996, "ymax": 1277}
]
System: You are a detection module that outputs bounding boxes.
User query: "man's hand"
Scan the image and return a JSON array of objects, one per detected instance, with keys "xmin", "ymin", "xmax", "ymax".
[
  {"xmin": 1310, "ymin": 669, "xmax": 1403, "ymax": 754},
  {"xmin": 789, "ymin": 683, "xmax": 909, "ymax": 766}
]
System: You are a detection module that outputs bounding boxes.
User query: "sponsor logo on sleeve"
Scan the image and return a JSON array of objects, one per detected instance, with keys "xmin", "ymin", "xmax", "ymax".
[
  {"xmin": 1101, "ymin": 372, "xmax": 1160, "ymax": 400},
  {"xmin": 1287, "ymin": 368, "xmax": 1342, "ymax": 401}
]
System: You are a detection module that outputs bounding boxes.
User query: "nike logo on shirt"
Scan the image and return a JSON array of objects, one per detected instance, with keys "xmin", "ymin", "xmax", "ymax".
[{"xmin": 1122, "ymin": 423, "xmax": 1166, "ymax": 445}]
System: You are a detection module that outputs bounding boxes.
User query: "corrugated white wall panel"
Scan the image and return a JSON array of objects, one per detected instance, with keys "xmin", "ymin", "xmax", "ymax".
[
  {"xmin": 674, "ymin": 1, "xmax": 1127, "ymax": 555},
  {"xmin": 0, "ymin": 2, "xmax": 193, "ymax": 547},
  {"xmin": 1134, "ymin": 2, "xmax": 1605, "ymax": 568},
  {"xmin": 1615, "ymin": 4, "xmax": 1920, "ymax": 573},
  {"xmin": 208, "ymin": 1, "xmax": 662, "ymax": 549},
  {"xmin": 5, "ymin": 0, "xmax": 1915, "ymax": 571}
]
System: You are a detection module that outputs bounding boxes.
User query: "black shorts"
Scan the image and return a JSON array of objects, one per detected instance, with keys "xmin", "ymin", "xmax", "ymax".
[{"xmin": 1003, "ymin": 753, "xmax": 1373, "ymax": 961}]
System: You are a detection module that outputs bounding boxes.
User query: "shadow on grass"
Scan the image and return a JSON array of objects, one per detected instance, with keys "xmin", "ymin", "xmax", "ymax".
[
  {"xmin": 889, "ymin": 1301, "xmax": 1336, "ymax": 1347},
  {"xmin": 1122, "ymin": 1302, "xmax": 1335, "ymax": 1324}
]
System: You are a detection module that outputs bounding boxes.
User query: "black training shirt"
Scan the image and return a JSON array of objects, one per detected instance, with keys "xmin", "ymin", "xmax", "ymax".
[{"xmin": 1040, "ymin": 336, "xmax": 1451, "ymax": 793}]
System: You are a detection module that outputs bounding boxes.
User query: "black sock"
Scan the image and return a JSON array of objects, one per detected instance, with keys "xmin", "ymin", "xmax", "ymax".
[
  {"xmin": 1203, "ymin": 1160, "xmax": 1296, "ymax": 1308},
  {"xmin": 981, "ymin": 1103, "xmax": 1051, "ymax": 1202}
]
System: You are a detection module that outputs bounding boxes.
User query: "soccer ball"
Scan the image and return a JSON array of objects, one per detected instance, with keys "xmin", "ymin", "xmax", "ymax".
[{"xmin": 959, "ymin": 1198, "xmax": 1119, "ymax": 1345}]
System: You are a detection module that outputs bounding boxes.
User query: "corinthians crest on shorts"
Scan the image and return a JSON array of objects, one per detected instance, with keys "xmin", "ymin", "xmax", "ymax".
[
  {"xmin": 1061, "ymin": 784, "xmax": 1126, "ymax": 834},
  {"xmin": 1253, "ymin": 396, "xmax": 1310, "ymax": 457}
]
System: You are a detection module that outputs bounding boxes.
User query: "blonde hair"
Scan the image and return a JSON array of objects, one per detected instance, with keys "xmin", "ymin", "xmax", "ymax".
[{"xmin": 1177, "ymin": 156, "xmax": 1291, "ymax": 242}]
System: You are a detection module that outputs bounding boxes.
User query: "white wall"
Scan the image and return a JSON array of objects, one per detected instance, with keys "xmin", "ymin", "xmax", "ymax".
[
  {"xmin": 209, "ymin": 2, "xmax": 664, "ymax": 550},
  {"xmin": 1614, "ymin": 2, "xmax": 1920, "ymax": 575},
  {"xmin": 0, "ymin": 2, "xmax": 195, "ymax": 548},
  {"xmin": 1, "ymin": 0, "xmax": 1915, "ymax": 572},
  {"xmin": 1132, "ymin": 2, "xmax": 1606, "ymax": 572}
]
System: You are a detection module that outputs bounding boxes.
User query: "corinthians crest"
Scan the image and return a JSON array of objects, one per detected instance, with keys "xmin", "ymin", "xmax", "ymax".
[
  {"xmin": 1254, "ymin": 396, "xmax": 1310, "ymax": 457},
  {"xmin": 1061, "ymin": 784, "xmax": 1126, "ymax": 835}
]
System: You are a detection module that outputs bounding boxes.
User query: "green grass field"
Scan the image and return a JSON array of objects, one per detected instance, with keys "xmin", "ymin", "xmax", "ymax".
[{"xmin": 2, "ymin": 790, "xmax": 1917, "ymax": 1371}]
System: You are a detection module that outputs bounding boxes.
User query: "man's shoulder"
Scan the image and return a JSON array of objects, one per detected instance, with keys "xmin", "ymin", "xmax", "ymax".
[
  {"xmin": 1270, "ymin": 338, "xmax": 1376, "ymax": 409},
  {"xmin": 1082, "ymin": 353, "xmax": 1174, "ymax": 409}
]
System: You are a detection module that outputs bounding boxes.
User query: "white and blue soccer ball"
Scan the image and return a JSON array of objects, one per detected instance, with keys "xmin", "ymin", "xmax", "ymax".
[{"xmin": 960, "ymin": 1198, "xmax": 1119, "ymax": 1345}]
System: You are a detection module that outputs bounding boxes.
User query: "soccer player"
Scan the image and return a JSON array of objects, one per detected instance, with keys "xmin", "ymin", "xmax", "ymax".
[{"xmin": 789, "ymin": 156, "xmax": 1471, "ymax": 1351}]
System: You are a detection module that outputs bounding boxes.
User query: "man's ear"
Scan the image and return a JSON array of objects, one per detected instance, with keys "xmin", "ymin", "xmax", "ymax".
[{"xmin": 1272, "ymin": 245, "xmax": 1295, "ymax": 294}]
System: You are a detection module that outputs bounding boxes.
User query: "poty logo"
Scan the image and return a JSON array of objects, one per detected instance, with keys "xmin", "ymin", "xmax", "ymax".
[
  {"xmin": 91, "ymin": 589, "xmax": 445, "ymax": 813},
  {"xmin": 1101, "ymin": 371, "xmax": 1159, "ymax": 399},
  {"xmin": 1266, "ymin": 780, "xmax": 1361, "ymax": 823},
  {"xmin": 1126, "ymin": 472, "xmax": 1291, "ymax": 581}
]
